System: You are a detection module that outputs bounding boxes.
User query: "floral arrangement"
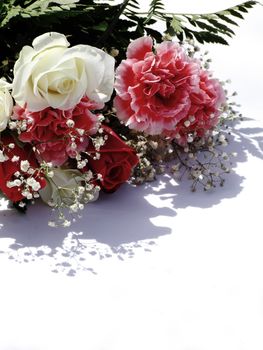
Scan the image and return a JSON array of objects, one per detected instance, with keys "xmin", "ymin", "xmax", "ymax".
[{"xmin": 0, "ymin": 0, "xmax": 258, "ymax": 226}]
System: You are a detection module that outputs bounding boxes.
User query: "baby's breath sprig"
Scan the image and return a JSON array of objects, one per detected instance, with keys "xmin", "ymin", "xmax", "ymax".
[
  {"xmin": 44, "ymin": 171, "xmax": 100, "ymax": 228},
  {"xmin": 128, "ymin": 128, "xmax": 236, "ymax": 192},
  {"xmin": 171, "ymin": 133, "xmax": 236, "ymax": 192},
  {"xmin": 0, "ymin": 140, "xmax": 44, "ymax": 208}
]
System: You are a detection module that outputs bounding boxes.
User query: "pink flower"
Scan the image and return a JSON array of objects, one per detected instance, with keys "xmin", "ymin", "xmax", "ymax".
[
  {"xmin": 13, "ymin": 97, "xmax": 103, "ymax": 166},
  {"xmin": 166, "ymin": 70, "xmax": 226, "ymax": 145},
  {"xmin": 114, "ymin": 37, "xmax": 225, "ymax": 145},
  {"xmin": 114, "ymin": 36, "xmax": 200, "ymax": 135}
]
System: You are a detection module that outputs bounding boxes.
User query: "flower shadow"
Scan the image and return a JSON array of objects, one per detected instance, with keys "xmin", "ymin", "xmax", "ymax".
[
  {"xmin": 0, "ymin": 116, "xmax": 262, "ymax": 276},
  {"xmin": 150, "ymin": 116, "xmax": 263, "ymax": 211},
  {"xmin": 0, "ymin": 182, "xmax": 176, "ymax": 276},
  {"xmin": 229, "ymin": 118, "xmax": 263, "ymax": 161}
]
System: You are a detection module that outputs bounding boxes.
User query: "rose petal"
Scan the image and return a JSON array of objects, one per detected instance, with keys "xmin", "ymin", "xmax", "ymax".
[
  {"xmin": 12, "ymin": 33, "xmax": 115, "ymax": 111},
  {"xmin": 32, "ymin": 32, "xmax": 70, "ymax": 53}
]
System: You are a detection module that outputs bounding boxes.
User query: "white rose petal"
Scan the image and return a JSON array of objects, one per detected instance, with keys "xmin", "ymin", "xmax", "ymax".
[{"xmin": 12, "ymin": 32, "xmax": 115, "ymax": 112}]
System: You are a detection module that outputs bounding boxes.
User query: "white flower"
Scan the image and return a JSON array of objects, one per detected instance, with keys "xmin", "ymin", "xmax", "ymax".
[
  {"xmin": 0, "ymin": 79, "xmax": 13, "ymax": 132},
  {"xmin": 26, "ymin": 177, "xmax": 41, "ymax": 191},
  {"xmin": 20, "ymin": 160, "xmax": 30, "ymax": 172},
  {"xmin": 11, "ymin": 156, "xmax": 20, "ymax": 162},
  {"xmin": 0, "ymin": 150, "xmax": 8, "ymax": 162},
  {"xmin": 12, "ymin": 32, "xmax": 115, "ymax": 112},
  {"xmin": 39, "ymin": 168, "xmax": 99, "ymax": 207}
]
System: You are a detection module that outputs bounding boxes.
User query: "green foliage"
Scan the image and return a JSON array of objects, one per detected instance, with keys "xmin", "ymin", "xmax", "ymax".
[
  {"xmin": 0, "ymin": 0, "xmax": 259, "ymax": 78},
  {"xmin": 166, "ymin": 1, "xmax": 258, "ymax": 44},
  {"xmin": 0, "ymin": 0, "xmax": 80, "ymax": 27},
  {"xmin": 143, "ymin": 0, "xmax": 165, "ymax": 24}
]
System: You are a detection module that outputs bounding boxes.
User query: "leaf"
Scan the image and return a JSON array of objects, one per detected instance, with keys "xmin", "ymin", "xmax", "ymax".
[
  {"xmin": 145, "ymin": 27, "xmax": 163, "ymax": 42},
  {"xmin": 92, "ymin": 21, "xmax": 108, "ymax": 31},
  {"xmin": 229, "ymin": 9, "xmax": 244, "ymax": 19},
  {"xmin": 194, "ymin": 20, "xmax": 220, "ymax": 34},
  {"xmin": 237, "ymin": 6, "xmax": 249, "ymax": 12},
  {"xmin": 165, "ymin": 1, "xmax": 258, "ymax": 45},
  {"xmin": 217, "ymin": 14, "xmax": 238, "ymax": 27},
  {"xmin": 0, "ymin": 0, "xmax": 79, "ymax": 28},
  {"xmin": 170, "ymin": 15, "xmax": 184, "ymax": 33},
  {"xmin": 143, "ymin": 0, "xmax": 165, "ymax": 24},
  {"xmin": 208, "ymin": 19, "xmax": 235, "ymax": 35},
  {"xmin": 194, "ymin": 31, "xmax": 229, "ymax": 45}
]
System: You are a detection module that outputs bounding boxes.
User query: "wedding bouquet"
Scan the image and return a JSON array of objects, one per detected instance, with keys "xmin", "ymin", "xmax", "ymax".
[{"xmin": 0, "ymin": 0, "xmax": 258, "ymax": 226}]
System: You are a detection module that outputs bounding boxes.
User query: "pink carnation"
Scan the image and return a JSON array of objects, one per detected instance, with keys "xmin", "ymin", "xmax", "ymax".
[
  {"xmin": 13, "ymin": 97, "xmax": 103, "ymax": 166},
  {"xmin": 114, "ymin": 36, "xmax": 200, "ymax": 135},
  {"xmin": 114, "ymin": 36, "xmax": 225, "ymax": 145},
  {"xmin": 166, "ymin": 70, "xmax": 226, "ymax": 145}
]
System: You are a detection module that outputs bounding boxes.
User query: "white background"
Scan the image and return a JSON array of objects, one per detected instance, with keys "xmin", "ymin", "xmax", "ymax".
[{"xmin": 0, "ymin": 1, "xmax": 263, "ymax": 349}]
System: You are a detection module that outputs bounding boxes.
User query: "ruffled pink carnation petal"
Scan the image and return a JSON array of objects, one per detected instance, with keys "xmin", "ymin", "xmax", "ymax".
[
  {"xmin": 127, "ymin": 36, "xmax": 153, "ymax": 60},
  {"xmin": 164, "ymin": 70, "xmax": 226, "ymax": 145},
  {"xmin": 114, "ymin": 36, "xmax": 200, "ymax": 135},
  {"xmin": 114, "ymin": 36, "xmax": 225, "ymax": 144}
]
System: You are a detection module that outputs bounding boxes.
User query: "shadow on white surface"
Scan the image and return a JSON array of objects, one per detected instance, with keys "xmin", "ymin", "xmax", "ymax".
[
  {"xmin": 0, "ymin": 182, "xmax": 177, "ymax": 275},
  {"xmin": 231, "ymin": 119, "xmax": 263, "ymax": 161},
  {"xmin": 0, "ymin": 117, "xmax": 262, "ymax": 276}
]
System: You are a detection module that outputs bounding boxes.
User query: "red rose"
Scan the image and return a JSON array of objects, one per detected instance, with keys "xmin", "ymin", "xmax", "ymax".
[
  {"xmin": 0, "ymin": 134, "xmax": 46, "ymax": 202},
  {"xmin": 85, "ymin": 126, "xmax": 139, "ymax": 192}
]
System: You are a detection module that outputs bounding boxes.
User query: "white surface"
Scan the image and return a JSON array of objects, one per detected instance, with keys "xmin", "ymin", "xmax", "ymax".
[{"xmin": 1, "ymin": 2, "xmax": 263, "ymax": 350}]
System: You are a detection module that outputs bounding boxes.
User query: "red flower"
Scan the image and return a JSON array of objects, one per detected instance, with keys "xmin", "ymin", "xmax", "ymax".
[
  {"xmin": 0, "ymin": 134, "xmax": 46, "ymax": 202},
  {"xmin": 85, "ymin": 126, "xmax": 139, "ymax": 192},
  {"xmin": 12, "ymin": 96, "xmax": 103, "ymax": 166}
]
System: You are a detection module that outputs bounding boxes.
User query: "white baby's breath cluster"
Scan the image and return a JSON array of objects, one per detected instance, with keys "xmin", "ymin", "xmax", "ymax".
[
  {"xmin": 37, "ymin": 128, "xmax": 109, "ymax": 227},
  {"xmin": 170, "ymin": 131, "xmax": 236, "ymax": 191},
  {"xmin": 129, "ymin": 124, "xmax": 237, "ymax": 192},
  {"xmin": 0, "ymin": 143, "xmax": 43, "ymax": 207},
  {"xmin": 39, "ymin": 165, "xmax": 100, "ymax": 228}
]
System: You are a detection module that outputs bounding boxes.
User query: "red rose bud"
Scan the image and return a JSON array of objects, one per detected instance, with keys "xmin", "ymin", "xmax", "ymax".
[{"xmin": 85, "ymin": 125, "xmax": 139, "ymax": 192}]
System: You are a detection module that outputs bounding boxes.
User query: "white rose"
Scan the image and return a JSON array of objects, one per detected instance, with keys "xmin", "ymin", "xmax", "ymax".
[
  {"xmin": 39, "ymin": 168, "xmax": 99, "ymax": 207},
  {"xmin": 0, "ymin": 79, "xmax": 13, "ymax": 132},
  {"xmin": 12, "ymin": 32, "xmax": 115, "ymax": 112}
]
